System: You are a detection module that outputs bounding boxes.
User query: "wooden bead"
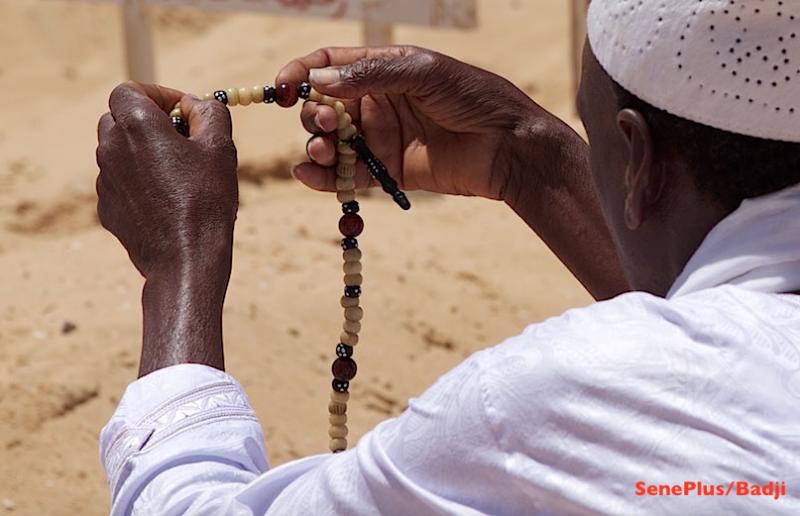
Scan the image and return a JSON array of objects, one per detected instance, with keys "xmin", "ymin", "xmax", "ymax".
[
  {"xmin": 337, "ymin": 164, "xmax": 356, "ymax": 178},
  {"xmin": 319, "ymin": 94, "xmax": 334, "ymax": 107},
  {"xmin": 238, "ymin": 87, "xmax": 252, "ymax": 106},
  {"xmin": 338, "ymin": 153, "xmax": 358, "ymax": 166},
  {"xmin": 169, "ymin": 107, "xmax": 182, "ymax": 118},
  {"xmin": 343, "ymin": 248, "xmax": 362, "ymax": 262},
  {"xmin": 344, "ymin": 273, "xmax": 363, "ymax": 286},
  {"xmin": 309, "ymin": 89, "xmax": 323, "ymax": 102},
  {"xmin": 203, "ymin": 92, "xmax": 213, "ymax": 101},
  {"xmin": 333, "ymin": 100, "xmax": 346, "ymax": 115},
  {"xmin": 329, "ymin": 425, "xmax": 349, "ymax": 438},
  {"xmin": 343, "ymin": 261, "xmax": 362, "ymax": 275},
  {"xmin": 340, "ymin": 331, "xmax": 359, "ymax": 346},
  {"xmin": 331, "ymin": 390, "xmax": 350, "ymax": 403},
  {"xmin": 343, "ymin": 320, "xmax": 361, "ymax": 333},
  {"xmin": 329, "ymin": 401, "xmax": 347, "ymax": 415},
  {"xmin": 338, "ymin": 125, "xmax": 357, "ymax": 141},
  {"xmin": 336, "ymin": 177, "xmax": 356, "ymax": 192},
  {"xmin": 329, "ymin": 412, "xmax": 347, "ymax": 425},
  {"xmin": 337, "ymin": 112, "xmax": 352, "ymax": 130},
  {"xmin": 251, "ymin": 85, "xmax": 264, "ymax": 103},
  {"xmin": 344, "ymin": 306, "xmax": 364, "ymax": 321},
  {"xmin": 340, "ymin": 295, "xmax": 359, "ymax": 308},
  {"xmin": 339, "ymin": 213, "xmax": 364, "ymax": 237},
  {"xmin": 226, "ymin": 87, "xmax": 239, "ymax": 106},
  {"xmin": 329, "ymin": 437, "xmax": 347, "ymax": 452},
  {"xmin": 337, "ymin": 140, "xmax": 356, "ymax": 155},
  {"xmin": 337, "ymin": 190, "xmax": 356, "ymax": 203}
]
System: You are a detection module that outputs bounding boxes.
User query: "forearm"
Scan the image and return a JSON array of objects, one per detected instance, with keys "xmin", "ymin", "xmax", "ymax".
[
  {"xmin": 139, "ymin": 234, "xmax": 233, "ymax": 377},
  {"xmin": 503, "ymin": 117, "xmax": 629, "ymax": 300}
]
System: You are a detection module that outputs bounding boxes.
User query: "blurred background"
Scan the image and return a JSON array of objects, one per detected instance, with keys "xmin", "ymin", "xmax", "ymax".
[{"xmin": 0, "ymin": 0, "xmax": 591, "ymax": 513}]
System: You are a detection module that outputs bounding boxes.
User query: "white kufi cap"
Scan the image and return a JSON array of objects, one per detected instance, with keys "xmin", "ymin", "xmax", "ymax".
[{"xmin": 588, "ymin": 0, "xmax": 800, "ymax": 142}]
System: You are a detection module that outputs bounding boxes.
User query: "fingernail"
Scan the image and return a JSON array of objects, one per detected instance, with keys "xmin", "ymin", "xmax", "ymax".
[
  {"xmin": 309, "ymin": 67, "xmax": 341, "ymax": 86},
  {"xmin": 187, "ymin": 93, "xmax": 200, "ymax": 100}
]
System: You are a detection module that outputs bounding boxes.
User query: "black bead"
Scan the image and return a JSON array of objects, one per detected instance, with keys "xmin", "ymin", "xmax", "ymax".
[
  {"xmin": 344, "ymin": 285, "xmax": 361, "ymax": 298},
  {"xmin": 332, "ymin": 378, "xmax": 349, "ymax": 393},
  {"xmin": 341, "ymin": 237, "xmax": 358, "ymax": 250},
  {"xmin": 298, "ymin": 82, "xmax": 312, "ymax": 100},
  {"xmin": 170, "ymin": 116, "xmax": 189, "ymax": 137},
  {"xmin": 213, "ymin": 90, "xmax": 228, "ymax": 105},
  {"xmin": 336, "ymin": 343, "xmax": 353, "ymax": 358},
  {"xmin": 263, "ymin": 86, "xmax": 276, "ymax": 104},
  {"xmin": 341, "ymin": 201, "xmax": 360, "ymax": 214}
]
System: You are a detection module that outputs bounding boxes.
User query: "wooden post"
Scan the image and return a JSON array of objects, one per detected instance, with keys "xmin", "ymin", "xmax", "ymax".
[
  {"xmin": 571, "ymin": 0, "xmax": 589, "ymax": 96},
  {"xmin": 121, "ymin": 0, "xmax": 156, "ymax": 83},
  {"xmin": 361, "ymin": 0, "xmax": 393, "ymax": 46}
]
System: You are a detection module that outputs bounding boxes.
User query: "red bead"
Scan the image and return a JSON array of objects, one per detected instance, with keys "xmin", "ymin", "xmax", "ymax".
[
  {"xmin": 275, "ymin": 83, "xmax": 298, "ymax": 107},
  {"xmin": 332, "ymin": 358, "xmax": 358, "ymax": 381},
  {"xmin": 339, "ymin": 213, "xmax": 364, "ymax": 237}
]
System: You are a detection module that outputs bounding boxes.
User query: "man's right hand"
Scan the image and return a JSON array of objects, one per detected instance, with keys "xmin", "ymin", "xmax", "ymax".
[{"xmin": 277, "ymin": 46, "xmax": 571, "ymax": 202}]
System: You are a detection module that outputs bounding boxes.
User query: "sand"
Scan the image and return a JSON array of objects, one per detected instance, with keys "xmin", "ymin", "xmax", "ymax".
[{"xmin": 0, "ymin": 1, "xmax": 591, "ymax": 513}]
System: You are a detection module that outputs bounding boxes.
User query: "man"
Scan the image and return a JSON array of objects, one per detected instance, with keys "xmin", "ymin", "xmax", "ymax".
[{"xmin": 96, "ymin": 1, "xmax": 800, "ymax": 514}]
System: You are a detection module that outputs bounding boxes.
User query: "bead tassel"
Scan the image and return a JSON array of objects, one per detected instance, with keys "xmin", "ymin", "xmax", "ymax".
[{"xmin": 171, "ymin": 82, "xmax": 411, "ymax": 453}]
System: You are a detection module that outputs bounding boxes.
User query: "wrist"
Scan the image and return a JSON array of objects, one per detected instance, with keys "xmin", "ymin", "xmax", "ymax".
[{"xmin": 501, "ymin": 111, "xmax": 589, "ymax": 209}]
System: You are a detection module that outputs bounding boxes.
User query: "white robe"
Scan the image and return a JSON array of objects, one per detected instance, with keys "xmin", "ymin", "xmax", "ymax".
[{"xmin": 100, "ymin": 183, "xmax": 800, "ymax": 515}]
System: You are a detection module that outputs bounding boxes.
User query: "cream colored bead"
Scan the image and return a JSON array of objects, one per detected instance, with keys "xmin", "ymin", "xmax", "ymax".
[
  {"xmin": 337, "ymin": 112, "xmax": 352, "ymax": 130},
  {"xmin": 336, "ymin": 177, "xmax": 355, "ymax": 192},
  {"xmin": 338, "ymin": 124, "xmax": 357, "ymax": 141},
  {"xmin": 226, "ymin": 88, "xmax": 239, "ymax": 106},
  {"xmin": 251, "ymin": 85, "xmax": 264, "ymax": 103},
  {"xmin": 329, "ymin": 401, "xmax": 347, "ymax": 415},
  {"xmin": 344, "ymin": 306, "xmax": 364, "ymax": 322},
  {"xmin": 170, "ymin": 107, "xmax": 182, "ymax": 118},
  {"xmin": 238, "ymin": 87, "xmax": 252, "ymax": 106},
  {"xmin": 329, "ymin": 413, "xmax": 347, "ymax": 425},
  {"xmin": 343, "ymin": 320, "xmax": 361, "ymax": 334},
  {"xmin": 203, "ymin": 92, "xmax": 213, "ymax": 101},
  {"xmin": 309, "ymin": 89, "xmax": 323, "ymax": 102},
  {"xmin": 331, "ymin": 390, "xmax": 350, "ymax": 403},
  {"xmin": 340, "ymin": 295, "xmax": 360, "ymax": 308},
  {"xmin": 343, "ymin": 248, "xmax": 362, "ymax": 262},
  {"xmin": 340, "ymin": 331, "xmax": 359, "ymax": 346},
  {"xmin": 319, "ymin": 95, "xmax": 335, "ymax": 107},
  {"xmin": 329, "ymin": 438, "xmax": 347, "ymax": 452},
  {"xmin": 344, "ymin": 273, "xmax": 363, "ymax": 286},
  {"xmin": 343, "ymin": 261, "xmax": 362, "ymax": 275},
  {"xmin": 337, "ymin": 190, "xmax": 356, "ymax": 203},
  {"xmin": 338, "ymin": 153, "xmax": 357, "ymax": 166},
  {"xmin": 337, "ymin": 141, "xmax": 356, "ymax": 155},
  {"xmin": 333, "ymin": 100, "xmax": 346, "ymax": 115},
  {"xmin": 337, "ymin": 163, "xmax": 356, "ymax": 179},
  {"xmin": 329, "ymin": 425, "xmax": 349, "ymax": 438}
]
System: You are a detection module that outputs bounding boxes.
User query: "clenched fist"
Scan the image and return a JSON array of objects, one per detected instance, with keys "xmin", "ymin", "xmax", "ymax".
[{"xmin": 96, "ymin": 82, "xmax": 238, "ymax": 278}]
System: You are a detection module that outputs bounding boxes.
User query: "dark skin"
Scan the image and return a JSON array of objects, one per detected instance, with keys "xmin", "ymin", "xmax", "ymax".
[{"xmin": 96, "ymin": 43, "xmax": 748, "ymax": 376}]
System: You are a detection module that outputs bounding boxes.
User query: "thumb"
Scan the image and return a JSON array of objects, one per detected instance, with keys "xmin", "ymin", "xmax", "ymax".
[
  {"xmin": 180, "ymin": 94, "xmax": 233, "ymax": 143},
  {"xmin": 309, "ymin": 51, "xmax": 439, "ymax": 99}
]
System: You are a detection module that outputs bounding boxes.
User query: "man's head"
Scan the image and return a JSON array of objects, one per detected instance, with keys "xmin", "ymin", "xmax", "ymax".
[{"xmin": 578, "ymin": 0, "xmax": 800, "ymax": 295}]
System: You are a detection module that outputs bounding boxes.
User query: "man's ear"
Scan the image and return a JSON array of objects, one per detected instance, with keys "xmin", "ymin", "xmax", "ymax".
[{"xmin": 616, "ymin": 108, "xmax": 662, "ymax": 230}]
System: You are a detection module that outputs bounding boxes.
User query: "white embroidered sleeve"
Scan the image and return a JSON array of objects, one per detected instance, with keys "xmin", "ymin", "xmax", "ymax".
[{"xmin": 100, "ymin": 364, "xmax": 270, "ymax": 516}]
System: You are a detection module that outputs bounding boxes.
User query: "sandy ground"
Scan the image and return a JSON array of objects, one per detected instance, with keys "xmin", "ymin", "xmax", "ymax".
[{"xmin": 0, "ymin": 1, "xmax": 591, "ymax": 513}]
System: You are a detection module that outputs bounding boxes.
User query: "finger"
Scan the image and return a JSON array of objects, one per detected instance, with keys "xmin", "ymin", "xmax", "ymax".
[
  {"xmin": 292, "ymin": 161, "xmax": 374, "ymax": 192},
  {"xmin": 301, "ymin": 101, "xmax": 338, "ymax": 134},
  {"xmin": 275, "ymin": 46, "xmax": 414, "ymax": 97},
  {"xmin": 97, "ymin": 112, "xmax": 115, "ymax": 140},
  {"xmin": 180, "ymin": 94, "xmax": 233, "ymax": 143},
  {"xmin": 306, "ymin": 135, "xmax": 336, "ymax": 167},
  {"xmin": 108, "ymin": 81, "xmax": 186, "ymax": 126}
]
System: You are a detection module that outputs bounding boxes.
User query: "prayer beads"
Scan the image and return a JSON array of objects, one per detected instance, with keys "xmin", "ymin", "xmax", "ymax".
[{"xmin": 170, "ymin": 81, "xmax": 410, "ymax": 454}]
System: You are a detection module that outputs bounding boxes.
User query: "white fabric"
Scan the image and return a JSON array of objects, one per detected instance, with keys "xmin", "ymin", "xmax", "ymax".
[
  {"xmin": 101, "ymin": 184, "xmax": 800, "ymax": 515},
  {"xmin": 587, "ymin": 0, "xmax": 800, "ymax": 142}
]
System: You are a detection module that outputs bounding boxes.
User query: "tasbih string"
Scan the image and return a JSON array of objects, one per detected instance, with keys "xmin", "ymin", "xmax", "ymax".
[{"xmin": 170, "ymin": 82, "xmax": 410, "ymax": 453}]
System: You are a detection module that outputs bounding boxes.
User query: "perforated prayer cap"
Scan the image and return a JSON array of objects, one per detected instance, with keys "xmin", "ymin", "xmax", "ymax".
[{"xmin": 587, "ymin": 0, "xmax": 800, "ymax": 143}]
